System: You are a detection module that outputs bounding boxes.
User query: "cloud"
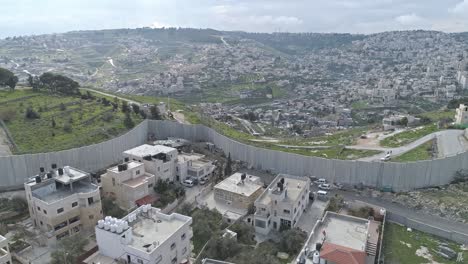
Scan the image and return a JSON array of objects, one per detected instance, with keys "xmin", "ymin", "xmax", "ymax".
[
  {"xmin": 395, "ymin": 13, "xmax": 425, "ymax": 25},
  {"xmin": 449, "ymin": 0, "xmax": 468, "ymax": 14}
]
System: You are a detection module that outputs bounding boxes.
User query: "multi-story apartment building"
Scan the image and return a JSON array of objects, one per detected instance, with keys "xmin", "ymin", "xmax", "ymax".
[
  {"xmin": 86, "ymin": 205, "xmax": 193, "ymax": 264},
  {"xmin": 24, "ymin": 166, "xmax": 102, "ymax": 244},
  {"xmin": 214, "ymin": 172, "xmax": 263, "ymax": 210},
  {"xmin": 455, "ymin": 104, "xmax": 468, "ymax": 125},
  {"xmin": 176, "ymin": 152, "xmax": 215, "ymax": 182},
  {"xmin": 254, "ymin": 174, "xmax": 310, "ymax": 235},
  {"xmin": 0, "ymin": 235, "xmax": 12, "ymax": 264},
  {"xmin": 101, "ymin": 161, "xmax": 156, "ymax": 210},
  {"xmin": 123, "ymin": 144, "xmax": 178, "ymax": 182}
]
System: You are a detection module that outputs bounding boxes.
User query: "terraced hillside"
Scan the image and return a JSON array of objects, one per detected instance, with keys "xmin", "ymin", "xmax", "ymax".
[{"xmin": 0, "ymin": 88, "xmax": 143, "ymax": 154}]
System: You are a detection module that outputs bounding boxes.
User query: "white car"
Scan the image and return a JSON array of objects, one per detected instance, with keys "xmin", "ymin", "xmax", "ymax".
[
  {"xmin": 182, "ymin": 179, "xmax": 194, "ymax": 187},
  {"xmin": 314, "ymin": 178, "xmax": 327, "ymax": 185},
  {"xmin": 199, "ymin": 178, "xmax": 208, "ymax": 185},
  {"xmin": 381, "ymin": 154, "xmax": 391, "ymax": 161},
  {"xmin": 318, "ymin": 183, "xmax": 331, "ymax": 190}
]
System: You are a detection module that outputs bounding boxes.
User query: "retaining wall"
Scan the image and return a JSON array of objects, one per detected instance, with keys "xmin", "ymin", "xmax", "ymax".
[{"xmin": 1, "ymin": 120, "xmax": 468, "ymax": 191}]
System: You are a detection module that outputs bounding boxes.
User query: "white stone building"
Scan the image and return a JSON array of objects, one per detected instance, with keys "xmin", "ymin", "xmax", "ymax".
[
  {"xmin": 455, "ymin": 104, "xmax": 468, "ymax": 125},
  {"xmin": 176, "ymin": 152, "xmax": 215, "ymax": 182},
  {"xmin": 213, "ymin": 172, "xmax": 263, "ymax": 210},
  {"xmin": 0, "ymin": 235, "xmax": 12, "ymax": 264},
  {"xmin": 123, "ymin": 144, "xmax": 178, "ymax": 182},
  {"xmin": 86, "ymin": 205, "xmax": 192, "ymax": 264},
  {"xmin": 24, "ymin": 166, "xmax": 102, "ymax": 244},
  {"xmin": 101, "ymin": 162, "xmax": 156, "ymax": 210},
  {"xmin": 254, "ymin": 174, "xmax": 310, "ymax": 235}
]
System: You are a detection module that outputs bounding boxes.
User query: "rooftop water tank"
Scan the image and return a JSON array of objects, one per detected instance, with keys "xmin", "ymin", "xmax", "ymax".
[
  {"xmin": 64, "ymin": 166, "xmax": 70, "ymax": 175},
  {"xmin": 110, "ymin": 224, "xmax": 117, "ymax": 233},
  {"xmin": 117, "ymin": 224, "xmax": 123, "ymax": 233},
  {"xmin": 312, "ymin": 251, "xmax": 320, "ymax": 264},
  {"xmin": 104, "ymin": 223, "xmax": 110, "ymax": 230},
  {"xmin": 142, "ymin": 205, "xmax": 148, "ymax": 213},
  {"xmin": 98, "ymin": 220, "xmax": 104, "ymax": 229}
]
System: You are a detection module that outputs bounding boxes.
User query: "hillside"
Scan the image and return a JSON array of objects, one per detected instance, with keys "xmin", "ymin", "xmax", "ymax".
[{"xmin": 0, "ymin": 88, "xmax": 143, "ymax": 154}]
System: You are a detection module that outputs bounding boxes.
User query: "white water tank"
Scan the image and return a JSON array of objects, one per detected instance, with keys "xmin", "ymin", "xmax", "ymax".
[
  {"xmin": 142, "ymin": 205, "xmax": 148, "ymax": 213},
  {"xmin": 110, "ymin": 224, "xmax": 117, "ymax": 233},
  {"xmin": 117, "ymin": 223, "xmax": 123, "ymax": 233},
  {"xmin": 64, "ymin": 166, "xmax": 70, "ymax": 175},
  {"xmin": 104, "ymin": 223, "xmax": 110, "ymax": 230},
  {"xmin": 98, "ymin": 220, "xmax": 104, "ymax": 229},
  {"xmin": 105, "ymin": 216, "xmax": 111, "ymax": 222},
  {"xmin": 123, "ymin": 221, "xmax": 129, "ymax": 230},
  {"xmin": 312, "ymin": 251, "xmax": 320, "ymax": 264},
  {"xmin": 380, "ymin": 208, "xmax": 386, "ymax": 216}
]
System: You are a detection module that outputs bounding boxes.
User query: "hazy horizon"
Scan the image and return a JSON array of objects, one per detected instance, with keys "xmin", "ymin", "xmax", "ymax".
[{"xmin": 1, "ymin": 0, "xmax": 468, "ymax": 38}]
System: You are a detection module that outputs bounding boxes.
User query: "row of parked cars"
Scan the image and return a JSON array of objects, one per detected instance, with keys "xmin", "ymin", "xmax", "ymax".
[{"xmin": 182, "ymin": 176, "xmax": 209, "ymax": 187}]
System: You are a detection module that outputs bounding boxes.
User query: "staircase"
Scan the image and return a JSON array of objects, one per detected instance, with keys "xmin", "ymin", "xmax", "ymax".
[{"xmin": 366, "ymin": 240, "xmax": 377, "ymax": 256}]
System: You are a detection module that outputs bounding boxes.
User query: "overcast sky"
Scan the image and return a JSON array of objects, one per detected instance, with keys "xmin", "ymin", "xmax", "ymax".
[{"xmin": 1, "ymin": 0, "xmax": 468, "ymax": 38}]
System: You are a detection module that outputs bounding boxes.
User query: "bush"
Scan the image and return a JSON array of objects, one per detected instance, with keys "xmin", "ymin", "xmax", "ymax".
[
  {"xmin": 63, "ymin": 121, "xmax": 72, "ymax": 133},
  {"xmin": 348, "ymin": 206, "xmax": 374, "ymax": 218},
  {"xmin": 101, "ymin": 112, "xmax": 114, "ymax": 122},
  {"xmin": 0, "ymin": 109, "xmax": 16, "ymax": 122},
  {"xmin": 102, "ymin": 197, "xmax": 126, "ymax": 218},
  {"xmin": 453, "ymin": 169, "xmax": 468, "ymax": 184},
  {"xmin": 25, "ymin": 107, "xmax": 40, "ymax": 119}
]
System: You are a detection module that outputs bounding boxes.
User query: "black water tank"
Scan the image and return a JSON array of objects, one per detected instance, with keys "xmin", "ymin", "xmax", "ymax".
[
  {"xmin": 58, "ymin": 168, "xmax": 64, "ymax": 175},
  {"xmin": 40, "ymin": 167, "xmax": 45, "ymax": 173},
  {"xmin": 46, "ymin": 172, "xmax": 52, "ymax": 179},
  {"xmin": 35, "ymin": 176, "xmax": 42, "ymax": 183},
  {"xmin": 117, "ymin": 164, "xmax": 123, "ymax": 172},
  {"xmin": 124, "ymin": 157, "xmax": 129, "ymax": 162},
  {"xmin": 51, "ymin": 164, "xmax": 57, "ymax": 169}
]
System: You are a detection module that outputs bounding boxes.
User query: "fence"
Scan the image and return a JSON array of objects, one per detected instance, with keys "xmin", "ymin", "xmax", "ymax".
[
  {"xmin": 1, "ymin": 119, "xmax": 468, "ymax": 191},
  {"xmin": 386, "ymin": 211, "xmax": 468, "ymax": 244}
]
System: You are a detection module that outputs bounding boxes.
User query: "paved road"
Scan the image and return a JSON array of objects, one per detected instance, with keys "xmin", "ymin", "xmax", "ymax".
[
  {"xmin": 81, "ymin": 88, "xmax": 141, "ymax": 106},
  {"xmin": 348, "ymin": 130, "xmax": 467, "ymax": 161},
  {"xmin": 334, "ymin": 189, "xmax": 468, "ymax": 238}
]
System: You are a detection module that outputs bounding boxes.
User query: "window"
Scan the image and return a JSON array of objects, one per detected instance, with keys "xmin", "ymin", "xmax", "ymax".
[
  {"xmin": 112, "ymin": 178, "xmax": 116, "ymax": 186},
  {"xmin": 72, "ymin": 202, "xmax": 78, "ymax": 207},
  {"xmin": 148, "ymin": 183, "xmax": 153, "ymax": 188},
  {"xmin": 54, "ymin": 221, "xmax": 67, "ymax": 231},
  {"xmin": 69, "ymin": 216, "xmax": 80, "ymax": 224},
  {"xmin": 137, "ymin": 259, "xmax": 144, "ymax": 264},
  {"xmin": 43, "ymin": 209, "xmax": 47, "ymax": 214},
  {"xmin": 283, "ymin": 209, "xmax": 290, "ymax": 214},
  {"xmin": 37, "ymin": 206, "xmax": 41, "ymax": 211},
  {"xmin": 136, "ymin": 170, "xmax": 140, "ymax": 175},
  {"xmin": 89, "ymin": 215, "xmax": 94, "ymax": 220},
  {"xmin": 88, "ymin": 197, "xmax": 94, "ymax": 205},
  {"xmin": 171, "ymin": 242, "xmax": 176, "ymax": 250},
  {"xmin": 57, "ymin": 208, "xmax": 64, "ymax": 214},
  {"xmin": 181, "ymin": 233, "xmax": 186, "ymax": 240},
  {"xmin": 171, "ymin": 257, "xmax": 177, "ymax": 264},
  {"xmin": 40, "ymin": 221, "xmax": 43, "ymax": 226},
  {"xmin": 182, "ymin": 247, "xmax": 187, "ymax": 254},
  {"xmin": 255, "ymin": 219, "xmax": 266, "ymax": 228}
]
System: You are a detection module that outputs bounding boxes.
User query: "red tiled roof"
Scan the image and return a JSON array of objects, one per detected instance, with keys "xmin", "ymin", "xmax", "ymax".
[
  {"xmin": 135, "ymin": 195, "xmax": 157, "ymax": 206},
  {"xmin": 320, "ymin": 242, "xmax": 367, "ymax": 264}
]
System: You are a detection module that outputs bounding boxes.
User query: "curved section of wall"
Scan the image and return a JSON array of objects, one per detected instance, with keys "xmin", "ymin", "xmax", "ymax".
[
  {"xmin": 1, "ymin": 119, "xmax": 466, "ymax": 191},
  {"xmin": 147, "ymin": 120, "xmax": 468, "ymax": 191},
  {"xmin": 0, "ymin": 121, "xmax": 148, "ymax": 189}
]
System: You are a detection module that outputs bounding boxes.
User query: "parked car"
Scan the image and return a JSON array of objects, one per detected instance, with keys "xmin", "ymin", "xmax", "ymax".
[
  {"xmin": 334, "ymin": 182, "xmax": 344, "ymax": 190},
  {"xmin": 316, "ymin": 190, "xmax": 328, "ymax": 200},
  {"xmin": 381, "ymin": 154, "xmax": 391, "ymax": 161},
  {"xmin": 199, "ymin": 177, "xmax": 208, "ymax": 185},
  {"xmin": 189, "ymin": 177, "xmax": 199, "ymax": 185},
  {"xmin": 182, "ymin": 179, "xmax": 194, "ymax": 187},
  {"xmin": 319, "ymin": 183, "xmax": 331, "ymax": 190},
  {"xmin": 314, "ymin": 178, "xmax": 327, "ymax": 185}
]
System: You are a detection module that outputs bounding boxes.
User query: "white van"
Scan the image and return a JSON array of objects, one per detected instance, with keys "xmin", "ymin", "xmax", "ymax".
[
  {"xmin": 182, "ymin": 179, "xmax": 194, "ymax": 187},
  {"xmin": 317, "ymin": 190, "xmax": 328, "ymax": 200},
  {"xmin": 314, "ymin": 178, "xmax": 327, "ymax": 185}
]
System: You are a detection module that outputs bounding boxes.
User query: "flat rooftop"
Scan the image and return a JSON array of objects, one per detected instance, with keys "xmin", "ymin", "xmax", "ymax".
[
  {"xmin": 178, "ymin": 152, "xmax": 205, "ymax": 162},
  {"xmin": 307, "ymin": 212, "xmax": 369, "ymax": 253},
  {"xmin": 108, "ymin": 161, "xmax": 143, "ymax": 173},
  {"xmin": 257, "ymin": 174, "xmax": 309, "ymax": 205},
  {"xmin": 32, "ymin": 181, "xmax": 98, "ymax": 203},
  {"xmin": 214, "ymin": 172, "xmax": 262, "ymax": 197},
  {"xmin": 123, "ymin": 175, "xmax": 150, "ymax": 188},
  {"xmin": 54, "ymin": 167, "xmax": 89, "ymax": 184},
  {"xmin": 124, "ymin": 144, "xmax": 176, "ymax": 157},
  {"xmin": 128, "ymin": 209, "xmax": 191, "ymax": 251}
]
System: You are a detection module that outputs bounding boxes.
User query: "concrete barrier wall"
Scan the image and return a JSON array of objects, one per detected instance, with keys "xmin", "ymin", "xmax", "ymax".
[
  {"xmin": 387, "ymin": 211, "xmax": 468, "ymax": 244},
  {"xmin": 0, "ymin": 121, "xmax": 148, "ymax": 189},
  {"xmin": 148, "ymin": 120, "xmax": 468, "ymax": 192},
  {"xmin": 1, "ymin": 119, "xmax": 468, "ymax": 191}
]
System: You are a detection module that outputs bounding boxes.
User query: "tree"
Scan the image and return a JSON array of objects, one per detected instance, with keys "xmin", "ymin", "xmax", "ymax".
[
  {"xmin": 0, "ymin": 67, "xmax": 18, "ymax": 90},
  {"xmin": 279, "ymin": 228, "xmax": 307, "ymax": 255},
  {"xmin": 132, "ymin": 103, "xmax": 140, "ymax": 114},
  {"xmin": 224, "ymin": 153, "xmax": 232, "ymax": 176},
  {"xmin": 176, "ymin": 202, "xmax": 193, "ymax": 216},
  {"xmin": 59, "ymin": 103, "xmax": 66, "ymax": 111},
  {"xmin": 39, "ymin": 72, "xmax": 80, "ymax": 95},
  {"xmin": 27, "ymin": 74, "xmax": 41, "ymax": 91},
  {"xmin": 139, "ymin": 109, "xmax": 147, "ymax": 119},
  {"xmin": 204, "ymin": 235, "xmax": 242, "ymax": 261},
  {"xmin": 51, "ymin": 118, "xmax": 56, "ymax": 128},
  {"xmin": 50, "ymin": 235, "xmax": 88, "ymax": 264},
  {"xmin": 397, "ymin": 117, "xmax": 408, "ymax": 127},
  {"xmin": 121, "ymin": 101, "xmax": 130, "ymax": 113},
  {"xmin": 63, "ymin": 121, "xmax": 72, "ymax": 133},
  {"xmin": 25, "ymin": 107, "xmax": 40, "ymax": 119},
  {"xmin": 123, "ymin": 112, "xmax": 134, "ymax": 128},
  {"xmin": 230, "ymin": 222, "xmax": 255, "ymax": 245},
  {"xmin": 150, "ymin": 105, "xmax": 161, "ymax": 120}
]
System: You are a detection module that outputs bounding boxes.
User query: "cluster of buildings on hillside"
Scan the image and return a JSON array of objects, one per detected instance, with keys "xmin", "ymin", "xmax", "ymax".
[{"xmin": 6, "ymin": 138, "xmax": 387, "ymax": 264}]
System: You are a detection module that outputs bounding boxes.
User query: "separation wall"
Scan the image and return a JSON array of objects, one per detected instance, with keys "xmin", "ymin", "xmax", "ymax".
[
  {"xmin": 148, "ymin": 120, "xmax": 468, "ymax": 192},
  {"xmin": 0, "ymin": 121, "xmax": 148, "ymax": 189},
  {"xmin": 1, "ymin": 120, "xmax": 467, "ymax": 191},
  {"xmin": 387, "ymin": 212, "xmax": 468, "ymax": 244}
]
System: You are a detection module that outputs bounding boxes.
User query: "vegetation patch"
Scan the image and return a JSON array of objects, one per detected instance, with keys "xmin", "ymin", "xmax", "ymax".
[
  {"xmin": 380, "ymin": 124, "xmax": 438, "ymax": 148},
  {"xmin": 392, "ymin": 140, "xmax": 434, "ymax": 162}
]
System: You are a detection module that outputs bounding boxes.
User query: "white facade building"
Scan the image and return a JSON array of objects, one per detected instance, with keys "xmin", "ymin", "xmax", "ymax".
[
  {"xmin": 123, "ymin": 144, "xmax": 178, "ymax": 182},
  {"xmin": 254, "ymin": 174, "xmax": 310, "ymax": 235},
  {"xmin": 176, "ymin": 152, "xmax": 215, "ymax": 182},
  {"xmin": 0, "ymin": 235, "xmax": 12, "ymax": 264},
  {"xmin": 24, "ymin": 166, "xmax": 102, "ymax": 244},
  {"xmin": 101, "ymin": 162, "xmax": 156, "ymax": 210},
  {"xmin": 89, "ymin": 205, "xmax": 193, "ymax": 264},
  {"xmin": 455, "ymin": 104, "xmax": 468, "ymax": 125}
]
